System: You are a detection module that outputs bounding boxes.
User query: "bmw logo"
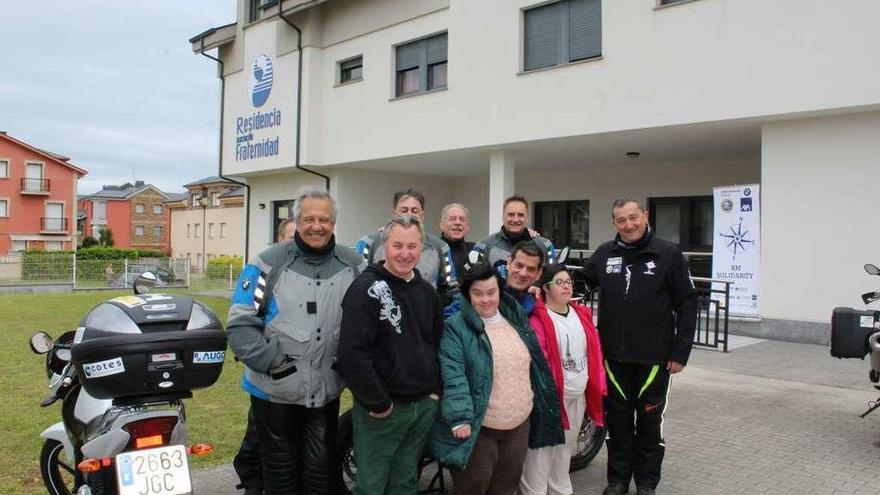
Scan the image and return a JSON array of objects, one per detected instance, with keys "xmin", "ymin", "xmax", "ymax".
[
  {"xmin": 743, "ymin": 188, "xmax": 751, "ymax": 196},
  {"xmin": 251, "ymin": 54, "xmax": 274, "ymax": 107}
]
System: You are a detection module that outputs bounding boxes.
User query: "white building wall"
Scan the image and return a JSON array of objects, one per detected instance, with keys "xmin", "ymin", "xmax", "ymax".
[{"xmin": 762, "ymin": 111, "xmax": 880, "ymax": 324}]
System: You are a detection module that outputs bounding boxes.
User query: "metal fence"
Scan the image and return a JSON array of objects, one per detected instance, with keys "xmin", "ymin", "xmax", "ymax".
[{"xmin": 0, "ymin": 255, "xmax": 243, "ymax": 292}]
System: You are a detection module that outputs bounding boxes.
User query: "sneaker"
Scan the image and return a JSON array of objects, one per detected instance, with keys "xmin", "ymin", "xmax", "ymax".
[
  {"xmin": 602, "ymin": 483, "xmax": 629, "ymax": 495},
  {"xmin": 636, "ymin": 487, "xmax": 656, "ymax": 495}
]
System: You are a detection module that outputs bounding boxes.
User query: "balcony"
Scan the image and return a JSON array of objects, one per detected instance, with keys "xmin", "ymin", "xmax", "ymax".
[
  {"xmin": 41, "ymin": 217, "xmax": 68, "ymax": 233},
  {"xmin": 21, "ymin": 178, "xmax": 51, "ymax": 195}
]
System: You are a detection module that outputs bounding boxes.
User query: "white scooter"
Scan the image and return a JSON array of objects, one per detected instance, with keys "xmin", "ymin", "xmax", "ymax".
[{"xmin": 32, "ymin": 273, "xmax": 227, "ymax": 495}]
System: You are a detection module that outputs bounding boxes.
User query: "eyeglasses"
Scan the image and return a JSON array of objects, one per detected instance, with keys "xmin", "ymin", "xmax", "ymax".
[{"xmin": 545, "ymin": 279, "xmax": 573, "ymax": 288}]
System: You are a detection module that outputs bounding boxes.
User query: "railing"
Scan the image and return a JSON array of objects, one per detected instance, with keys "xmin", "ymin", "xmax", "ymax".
[
  {"xmin": 20, "ymin": 178, "xmax": 50, "ymax": 193},
  {"xmin": 41, "ymin": 217, "xmax": 68, "ymax": 232}
]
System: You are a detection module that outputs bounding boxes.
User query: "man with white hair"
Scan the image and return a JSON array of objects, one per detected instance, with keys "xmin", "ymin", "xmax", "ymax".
[{"xmin": 439, "ymin": 202, "xmax": 474, "ymax": 276}]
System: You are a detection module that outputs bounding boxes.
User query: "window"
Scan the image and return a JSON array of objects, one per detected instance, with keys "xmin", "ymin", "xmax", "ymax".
[
  {"xmin": 523, "ymin": 0, "xmax": 602, "ymax": 72},
  {"xmin": 187, "ymin": 224, "xmax": 191, "ymax": 238},
  {"xmin": 153, "ymin": 204, "xmax": 163, "ymax": 214},
  {"xmin": 0, "ymin": 199, "xmax": 7, "ymax": 217},
  {"xmin": 534, "ymin": 200, "xmax": 590, "ymax": 249},
  {"xmin": 648, "ymin": 196, "xmax": 713, "ymax": 276},
  {"xmin": 45, "ymin": 241, "xmax": 63, "ymax": 251},
  {"xmin": 135, "ymin": 226, "xmax": 145, "ymax": 236},
  {"xmin": 194, "ymin": 223, "xmax": 202, "ymax": 238},
  {"xmin": 208, "ymin": 223, "xmax": 215, "ymax": 239},
  {"xmin": 273, "ymin": 200, "xmax": 294, "ymax": 243},
  {"xmin": 94, "ymin": 201, "xmax": 106, "ymax": 220},
  {"xmin": 220, "ymin": 222, "xmax": 227, "ymax": 238},
  {"xmin": 395, "ymin": 33, "xmax": 447, "ymax": 97},
  {"xmin": 659, "ymin": 0, "xmax": 690, "ymax": 5},
  {"xmin": 212, "ymin": 192, "xmax": 220, "ymax": 207},
  {"xmin": 248, "ymin": 0, "xmax": 276, "ymax": 22},
  {"xmin": 135, "ymin": 203, "xmax": 145, "ymax": 214},
  {"xmin": 0, "ymin": 160, "xmax": 7, "ymax": 178},
  {"xmin": 339, "ymin": 56, "xmax": 363, "ymax": 84},
  {"xmin": 12, "ymin": 240, "xmax": 27, "ymax": 252},
  {"xmin": 192, "ymin": 194, "xmax": 201, "ymax": 208},
  {"xmin": 153, "ymin": 226, "xmax": 163, "ymax": 237},
  {"xmin": 44, "ymin": 203, "xmax": 64, "ymax": 231},
  {"xmin": 24, "ymin": 162, "xmax": 45, "ymax": 191}
]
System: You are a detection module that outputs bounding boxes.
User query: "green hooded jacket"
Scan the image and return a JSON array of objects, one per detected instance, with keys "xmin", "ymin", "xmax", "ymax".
[{"xmin": 429, "ymin": 292, "xmax": 564, "ymax": 469}]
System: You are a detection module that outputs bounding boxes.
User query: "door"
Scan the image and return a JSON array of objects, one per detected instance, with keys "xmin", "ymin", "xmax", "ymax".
[
  {"xmin": 45, "ymin": 203, "xmax": 64, "ymax": 231},
  {"xmin": 25, "ymin": 163, "xmax": 43, "ymax": 191},
  {"xmin": 648, "ymin": 196, "xmax": 713, "ymax": 277}
]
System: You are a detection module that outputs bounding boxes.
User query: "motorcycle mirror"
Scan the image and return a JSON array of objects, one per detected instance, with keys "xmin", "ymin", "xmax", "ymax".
[
  {"xmin": 865, "ymin": 264, "xmax": 880, "ymax": 276},
  {"xmin": 133, "ymin": 271, "xmax": 158, "ymax": 295},
  {"xmin": 556, "ymin": 247, "xmax": 570, "ymax": 264},
  {"xmin": 862, "ymin": 291, "xmax": 880, "ymax": 305},
  {"xmin": 29, "ymin": 332, "xmax": 54, "ymax": 354}
]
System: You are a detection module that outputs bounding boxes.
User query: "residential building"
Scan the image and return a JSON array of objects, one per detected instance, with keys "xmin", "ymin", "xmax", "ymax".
[
  {"xmin": 191, "ymin": 0, "xmax": 880, "ymax": 342},
  {"xmin": 0, "ymin": 131, "xmax": 87, "ymax": 254},
  {"xmin": 78, "ymin": 181, "xmax": 171, "ymax": 252},
  {"xmin": 166, "ymin": 177, "xmax": 245, "ymax": 271}
]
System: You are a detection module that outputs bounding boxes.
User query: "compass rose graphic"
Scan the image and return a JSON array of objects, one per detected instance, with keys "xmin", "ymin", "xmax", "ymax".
[{"xmin": 719, "ymin": 217, "xmax": 754, "ymax": 260}]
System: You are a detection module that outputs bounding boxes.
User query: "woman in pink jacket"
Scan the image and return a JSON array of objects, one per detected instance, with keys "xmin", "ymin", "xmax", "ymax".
[{"xmin": 520, "ymin": 264, "xmax": 607, "ymax": 495}]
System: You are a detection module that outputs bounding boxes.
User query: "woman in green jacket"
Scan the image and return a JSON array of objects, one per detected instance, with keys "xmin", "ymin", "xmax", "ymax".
[{"xmin": 431, "ymin": 261, "xmax": 564, "ymax": 494}]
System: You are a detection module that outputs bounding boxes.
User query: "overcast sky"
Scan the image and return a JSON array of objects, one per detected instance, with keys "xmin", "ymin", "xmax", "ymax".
[{"xmin": 0, "ymin": 1, "xmax": 236, "ymax": 195}]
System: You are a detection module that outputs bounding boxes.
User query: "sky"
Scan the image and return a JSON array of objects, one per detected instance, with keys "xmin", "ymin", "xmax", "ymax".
[{"xmin": 0, "ymin": 1, "xmax": 237, "ymax": 195}]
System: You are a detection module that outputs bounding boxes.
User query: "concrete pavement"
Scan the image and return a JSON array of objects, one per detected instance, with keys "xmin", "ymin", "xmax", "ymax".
[{"xmin": 193, "ymin": 336, "xmax": 880, "ymax": 494}]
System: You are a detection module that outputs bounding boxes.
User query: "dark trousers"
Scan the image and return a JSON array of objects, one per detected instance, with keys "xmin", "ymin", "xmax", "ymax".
[
  {"xmin": 351, "ymin": 397, "xmax": 437, "ymax": 495},
  {"xmin": 450, "ymin": 418, "xmax": 531, "ymax": 495},
  {"xmin": 251, "ymin": 395, "xmax": 341, "ymax": 495},
  {"xmin": 233, "ymin": 405, "xmax": 264, "ymax": 493},
  {"xmin": 603, "ymin": 360, "xmax": 671, "ymax": 490}
]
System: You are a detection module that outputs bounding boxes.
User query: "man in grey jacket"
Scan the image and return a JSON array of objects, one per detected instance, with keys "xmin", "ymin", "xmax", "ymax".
[{"xmin": 227, "ymin": 188, "xmax": 365, "ymax": 495}]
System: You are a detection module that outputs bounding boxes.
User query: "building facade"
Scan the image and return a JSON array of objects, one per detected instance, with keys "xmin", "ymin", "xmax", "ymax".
[
  {"xmin": 167, "ymin": 177, "xmax": 246, "ymax": 271},
  {"xmin": 0, "ymin": 131, "xmax": 87, "ymax": 254},
  {"xmin": 191, "ymin": 0, "xmax": 880, "ymax": 341},
  {"xmin": 78, "ymin": 181, "xmax": 171, "ymax": 252}
]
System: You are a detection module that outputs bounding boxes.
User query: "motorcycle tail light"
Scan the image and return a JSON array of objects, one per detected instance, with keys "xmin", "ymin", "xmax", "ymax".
[{"xmin": 123, "ymin": 417, "xmax": 178, "ymax": 450}]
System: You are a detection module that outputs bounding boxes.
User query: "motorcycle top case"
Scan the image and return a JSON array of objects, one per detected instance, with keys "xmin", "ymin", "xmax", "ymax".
[
  {"xmin": 830, "ymin": 307, "xmax": 878, "ymax": 359},
  {"xmin": 70, "ymin": 293, "xmax": 227, "ymax": 399}
]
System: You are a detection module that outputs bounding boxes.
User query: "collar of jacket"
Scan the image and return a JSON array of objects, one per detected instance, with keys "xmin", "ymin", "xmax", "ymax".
[
  {"xmin": 500, "ymin": 227, "xmax": 532, "ymax": 244},
  {"xmin": 293, "ymin": 231, "xmax": 336, "ymax": 258},
  {"xmin": 441, "ymin": 233, "xmax": 467, "ymax": 250},
  {"xmin": 458, "ymin": 291, "xmax": 528, "ymax": 335},
  {"xmin": 610, "ymin": 227, "xmax": 658, "ymax": 256}
]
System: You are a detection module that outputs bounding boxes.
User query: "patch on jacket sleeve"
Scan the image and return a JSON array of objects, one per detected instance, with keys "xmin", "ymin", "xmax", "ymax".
[{"xmin": 232, "ymin": 264, "xmax": 266, "ymax": 310}]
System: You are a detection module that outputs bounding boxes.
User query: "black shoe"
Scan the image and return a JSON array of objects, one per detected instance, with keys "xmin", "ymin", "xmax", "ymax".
[
  {"xmin": 636, "ymin": 487, "xmax": 655, "ymax": 495},
  {"xmin": 603, "ymin": 483, "xmax": 629, "ymax": 495}
]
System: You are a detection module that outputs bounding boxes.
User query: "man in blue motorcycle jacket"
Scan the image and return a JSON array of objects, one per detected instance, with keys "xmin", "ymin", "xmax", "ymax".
[
  {"xmin": 227, "ymin": 188, "xmax": 366, "ymax": 495},
  {"xmin": 355, "ymin": 188, "xmax": 460, "ymax": 312},
  {"xmin": 580, "ymin": 198, "xmax": 697, "ymax": 495},
  {"xmin": 470, "ymin": 195, "xmax": 556, "ymax": 272}
]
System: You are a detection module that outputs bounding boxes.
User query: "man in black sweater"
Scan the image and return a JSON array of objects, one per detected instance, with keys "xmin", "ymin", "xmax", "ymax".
[
  {"xmin": 581, "ymin": 198, "xmax": 697, "ymax": 495},
  {"xmin": 439, "ymin": 202, "xmax": 474, "ymax": 276},
  {"xmin": 339, "ymin": 214, "xmax": 443, "ymax": 495}
]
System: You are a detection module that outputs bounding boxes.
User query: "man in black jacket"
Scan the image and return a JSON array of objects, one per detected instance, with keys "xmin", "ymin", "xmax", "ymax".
[
  {"xmin": 339, "ymin": 214, "xmax": 443, "ymax": 494},
  {"xmin": 581, "ymin": 198, "xmax": 697, "ymax": 495}
]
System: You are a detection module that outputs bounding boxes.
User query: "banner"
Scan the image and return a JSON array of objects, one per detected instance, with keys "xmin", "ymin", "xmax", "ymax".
[{"xmin": 712, "ymin": 184, "xmax": 761, "ymax": 317}]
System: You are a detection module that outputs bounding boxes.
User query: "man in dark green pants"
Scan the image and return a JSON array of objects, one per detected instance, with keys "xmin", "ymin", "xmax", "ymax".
[{"xmin": 339, "ymin": 215, "xmax": 444, "ymax": 494}]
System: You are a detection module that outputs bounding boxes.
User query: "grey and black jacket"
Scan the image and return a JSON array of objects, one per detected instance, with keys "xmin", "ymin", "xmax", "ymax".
[
  {"xmin": 227, "ymin": 234, "xmax": 366, "ymax": 407},
  {"xmin": 356, "ymin": 231, "xmax": 460, "ymax": 312},
  {"xmin": 471, "ymin": 229, "xmax": 556, "ymax": 269}
]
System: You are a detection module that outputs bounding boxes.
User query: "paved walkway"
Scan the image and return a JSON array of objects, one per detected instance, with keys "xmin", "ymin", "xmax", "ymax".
[{"xmin": 193, "ymin": 337, "xmax": 880, "ymax": 494}]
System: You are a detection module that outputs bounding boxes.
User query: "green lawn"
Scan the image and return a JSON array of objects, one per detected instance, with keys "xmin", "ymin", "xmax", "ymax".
[{"xmin": 0, "ymin": 290, "xmax": 247, "ymax": 494}]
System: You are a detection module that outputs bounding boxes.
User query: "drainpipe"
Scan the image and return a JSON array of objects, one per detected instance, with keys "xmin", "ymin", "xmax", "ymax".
[
  {"xmin": 278, "ymin": 0, "xmax": 331, "ymax": 191},
  {"xmin": 199, "ymin": 37, "xmax": 252, "ymax": 261}
]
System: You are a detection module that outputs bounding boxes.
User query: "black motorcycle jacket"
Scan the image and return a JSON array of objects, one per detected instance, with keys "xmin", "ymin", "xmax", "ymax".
[{"xmin": 581, "ymin": 229, "xmax": 697, "ymax": 365}]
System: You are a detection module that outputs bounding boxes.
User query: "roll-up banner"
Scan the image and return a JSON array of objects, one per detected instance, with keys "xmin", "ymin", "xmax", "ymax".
[{"xmin": 711, "ymin": 184, "xmax": 761, "ymax": 317}]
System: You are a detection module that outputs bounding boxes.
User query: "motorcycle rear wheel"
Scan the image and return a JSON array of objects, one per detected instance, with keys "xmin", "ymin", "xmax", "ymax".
[
  {"xmin": 40, "ymin": 439, "xmax": 77, "ymax": 495},
  {"xmin": 569, "ymin": 416, "xmax": 607, "ymax": 472}
]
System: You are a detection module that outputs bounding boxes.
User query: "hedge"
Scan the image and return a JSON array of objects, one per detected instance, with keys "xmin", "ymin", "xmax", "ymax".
[{"xmin": 206, "ymin": 256, "xmax": 244, "ymax": 280}]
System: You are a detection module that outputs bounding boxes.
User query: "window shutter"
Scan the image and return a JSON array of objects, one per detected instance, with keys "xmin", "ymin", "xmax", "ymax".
[
  {"xmin": 396, "ymin": 41, "xmax": 422, "ymax": 71},
  {"xmin": 524, "ymin": 2, "xmax": 562, "ymax": 71},
  {"xmin": 427, "ymin": 33, "xmax": 448, "ymax": 64},
  {"xmin": 340, "ymin": 57, "xmax": 362, "ymax": 71},
  {"xmin": 569, "ymin": 0, "xmax": 602, "ymax": 62}
]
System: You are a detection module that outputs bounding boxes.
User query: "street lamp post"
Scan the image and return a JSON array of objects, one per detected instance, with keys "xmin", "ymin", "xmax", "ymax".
[{"xmin": 200, "ymin": 187, "xmax": 208, "ymax": 273}]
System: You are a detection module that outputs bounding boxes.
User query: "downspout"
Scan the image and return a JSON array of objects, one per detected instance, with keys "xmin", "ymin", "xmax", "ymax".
[
  {"xmin": 200, "ymin": 37, "xmax": 251, "ymax": 261},
  {"xmin": 279, "ymin": 0, "xmax": 331, "ymax": 191}
]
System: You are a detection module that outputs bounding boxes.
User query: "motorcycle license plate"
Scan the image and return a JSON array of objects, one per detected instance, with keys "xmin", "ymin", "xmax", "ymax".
[{"xmin": 115, "ymin": 445, "xmax": 192, "ymax": 495}]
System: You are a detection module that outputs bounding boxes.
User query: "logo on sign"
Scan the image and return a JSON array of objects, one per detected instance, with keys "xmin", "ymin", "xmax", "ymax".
[
  {"xmin": 740, "ymin": 197, "xmax": 753, "ymax": 212},
  {"xmin": 721, "ymin": 199, "xmax": 734, "ymax": 212},
  {"xmin": 251, "ymin": 54, "xmax": 273, "ymax": 107},
  {"xmin": 193, "ymin": 351, "xmax": 226, "ymax": 364},
  {"xmin": 743, "ymin": 187, "xmax": 752, "ymax": 197},
  {"xmin": 83, "ymin": 357, "xmax": 126, "ymax": 378}
]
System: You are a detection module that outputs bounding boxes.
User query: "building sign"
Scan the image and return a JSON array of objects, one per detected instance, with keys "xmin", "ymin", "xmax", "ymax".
[
  {"xmin": 222, "ymin": 20, "xmax": 297, "ymax": 175},
  {"xmin": 712, "ymin": 184, "xmax": 761, "ymax": 317}
]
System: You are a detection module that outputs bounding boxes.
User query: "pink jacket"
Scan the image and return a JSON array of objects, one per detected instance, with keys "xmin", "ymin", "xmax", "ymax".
[{"xmin": 529, "ymin": 299, "xmax": 606, "ymax": 429}]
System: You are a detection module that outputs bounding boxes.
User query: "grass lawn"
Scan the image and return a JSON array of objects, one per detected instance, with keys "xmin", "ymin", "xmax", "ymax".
[{"xmin": 0, "ymin": 290, "xmax": 255, "ymax": 494}]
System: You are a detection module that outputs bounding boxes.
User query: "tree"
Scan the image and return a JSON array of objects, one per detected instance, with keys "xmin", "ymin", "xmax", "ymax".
[
  {"xmin": 98, "ymin": 227, "xmax": 115, "ymax": 247},
  {"xmin": 81, "ymin": 236, "xmax": 99, "ymax": 248}
]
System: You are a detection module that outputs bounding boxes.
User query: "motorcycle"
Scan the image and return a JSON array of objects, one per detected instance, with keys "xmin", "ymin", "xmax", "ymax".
[
  {"xmin": 830, "ymin": 263, "xmax": 880, "ymax": 418},
  {"xmin": 31, "ymin": 272, "xmax": 228, "ymax": 495}
]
